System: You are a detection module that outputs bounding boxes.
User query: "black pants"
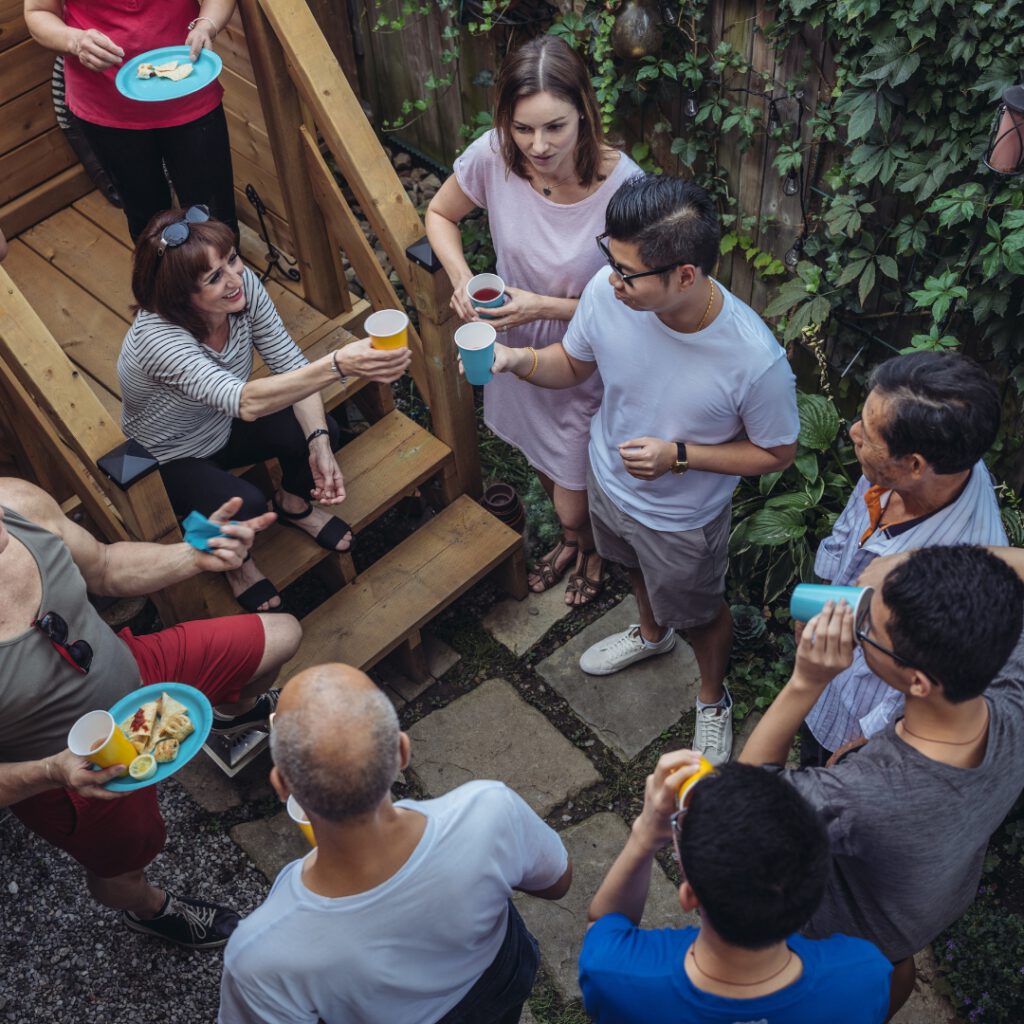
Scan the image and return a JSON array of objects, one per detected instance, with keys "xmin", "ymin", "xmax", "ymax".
[
  {"xmin": 75, "ymin": 104, "xmax": 238, "ymax": 241},
  {"xmin": 158, "ymin": 410, "xmax": 340, "ymax": 522},
  {"xmin": 798, "ymin": 721, "xmax": 835, "ymax": 769},
  {"xmin": 434, "ymin": 902, "xmax": 540, "ymax": 1024}
]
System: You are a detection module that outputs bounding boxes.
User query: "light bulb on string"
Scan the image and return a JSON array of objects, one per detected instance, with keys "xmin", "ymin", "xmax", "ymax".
[
  {"xmin": 767, "ymin": 100, "xmax": 780, "ymax": 131},
  {"xmin": 685, "ymin": 93, "xmax": 698, "ymax": 118},
  {"xmin": 783, "ymin": 170, "xmax": 800, "ymax": 197},
  {"xmin": 784, "ymin": 239, "xmax": 803, "ymax": 268}
]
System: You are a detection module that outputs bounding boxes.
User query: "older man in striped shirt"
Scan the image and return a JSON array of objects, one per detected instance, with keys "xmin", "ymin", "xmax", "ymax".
[{"xmin": 798, "ymin": 351, "xmax": 1006, "ymax": 765}]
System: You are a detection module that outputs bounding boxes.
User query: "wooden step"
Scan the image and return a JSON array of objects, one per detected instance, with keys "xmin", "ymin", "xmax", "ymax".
[
  {"xmin": 279, "ymin": 495, "xmax": 525, "ymax": 677},
  {"xmin": 202, "ymin": 409, "xmax": 453, "ymax": 614}
]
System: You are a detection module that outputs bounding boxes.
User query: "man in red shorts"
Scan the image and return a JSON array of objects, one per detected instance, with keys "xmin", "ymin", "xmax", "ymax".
[{"xmin": 0, "ymin": 477, "xmax": 301, "ymax": 950}]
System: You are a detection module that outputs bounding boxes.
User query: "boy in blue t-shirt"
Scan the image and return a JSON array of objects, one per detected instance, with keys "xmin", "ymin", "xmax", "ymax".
[{"xmin": 579, "ymin": 758, "xmax": 891, "ymax": 1023}]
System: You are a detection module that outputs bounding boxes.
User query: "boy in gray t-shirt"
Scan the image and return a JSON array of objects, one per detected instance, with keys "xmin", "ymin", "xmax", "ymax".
[{"xmin": 740, "ymin": 545, "xmax": 1024, "ymax": 1016}]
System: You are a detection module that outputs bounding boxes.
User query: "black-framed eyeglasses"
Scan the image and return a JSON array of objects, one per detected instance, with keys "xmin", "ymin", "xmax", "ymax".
[
  {"xmin": 34, "ymin": 611, "xmax": 93, "ymax": 674},
  {"xmin": 670, "ymin": 809, "xmax": 688, "ymax": 881},
  {"xmin": 156, "ymin": 205, "xmax": 210, "ymax": 257},
  {"xmin": 854, "ymin": 606, "xmax": 918, "ymax": 671},
  {"xmin": 595, "ymin": 233, "xmax": 685, "ymax": 286}
]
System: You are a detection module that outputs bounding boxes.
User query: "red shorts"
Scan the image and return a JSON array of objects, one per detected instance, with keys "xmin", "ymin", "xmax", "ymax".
[{"xmin": 11, "ymin": 614, "xmax": 265, "ymax": 878}]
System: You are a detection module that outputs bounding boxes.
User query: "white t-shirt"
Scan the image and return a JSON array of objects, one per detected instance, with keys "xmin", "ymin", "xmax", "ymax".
[
  {"xmin": 218, "ymin": 781, "xmax": 568, "ymax": 1024},
  {"xmin": 563, "ymin": 270, "xmax": 800, "ymax": 531}
]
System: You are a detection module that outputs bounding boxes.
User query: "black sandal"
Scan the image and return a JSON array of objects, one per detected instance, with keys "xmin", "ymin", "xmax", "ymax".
[
  {"xmin": 234, "ymin": 556, "xmax": 284, "ymax": 613},
  {"xmin": 272, "ymin": 498, "xmax": 354, "ymax": 552}
]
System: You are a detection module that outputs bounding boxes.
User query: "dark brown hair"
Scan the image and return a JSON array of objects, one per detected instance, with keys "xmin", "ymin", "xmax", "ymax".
[
  {"xmin": 131, "ymin": 209, "xmax": 237, "ymax": 341},
  {"xmin": 493, "ymin": 34, "xmax": 605, "ymax": 186}
]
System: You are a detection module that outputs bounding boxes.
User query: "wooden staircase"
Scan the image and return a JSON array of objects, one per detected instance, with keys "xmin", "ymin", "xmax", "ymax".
[{"xmin": 0, "ymin": 0, "xmax": 527, "ymax": 773}]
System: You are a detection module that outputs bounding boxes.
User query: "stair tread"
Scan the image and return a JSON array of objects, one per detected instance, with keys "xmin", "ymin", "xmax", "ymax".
[
  {"xmin": 281, "ymin": 495, "xmax": 521, "ymax": 675},
  {"xmin": 249, "ymin": 409, "xmax": 451, "ymax": 589}
]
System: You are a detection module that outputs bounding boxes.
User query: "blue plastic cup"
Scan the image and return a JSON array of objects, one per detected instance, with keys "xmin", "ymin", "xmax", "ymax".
[
  {"xmin": 455, "ymin": 322, "xmax": 496, "ymax": 386},
  {"xmin": 467, "ymin": 273, "xmax": 509, "ymax": 319},
  {"xmin": 790, "ymin": 583, "xmax": 873, "ymax": 634}
]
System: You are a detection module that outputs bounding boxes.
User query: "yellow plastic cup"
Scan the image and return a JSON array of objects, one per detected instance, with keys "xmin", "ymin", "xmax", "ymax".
[
  {"xmin": 287, "ymin": 794, "xmax": 317, "ymax": 847},
  {"xmin": 365, "ymin": 309, "xmax": 409, "ymax": 350},
  {"xmin": 677, "ymin": 755, "xmax": 716, "ymax": 809},
  {"xmin": 67, "ymin": 710, "xmax": 136, "ymax": 770}
]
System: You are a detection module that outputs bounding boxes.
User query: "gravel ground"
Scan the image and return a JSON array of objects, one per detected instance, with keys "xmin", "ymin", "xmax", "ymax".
[{"xmin": 0, "ymin": 781, "xmax": 270, "ymax": 1024}]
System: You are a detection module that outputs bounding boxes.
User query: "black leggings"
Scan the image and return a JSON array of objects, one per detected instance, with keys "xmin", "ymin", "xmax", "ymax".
[
  {"xmin": 75, "ymin": 104, "xmax": 238, "ymax": 241},
  {"xmin": 158, "ymin": 410, "xmax": 341, "ymax": 522}
]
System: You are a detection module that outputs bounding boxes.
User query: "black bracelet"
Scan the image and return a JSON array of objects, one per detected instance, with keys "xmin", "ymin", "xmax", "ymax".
[{"xmin": 306, "ymin": 428, "xmax": 330, "ymax": 446}]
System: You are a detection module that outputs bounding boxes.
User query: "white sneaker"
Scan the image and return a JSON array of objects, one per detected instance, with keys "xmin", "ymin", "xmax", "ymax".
[
  {"xmin": 580, "ymin": 625, "xmax": 676, "ymax": 676},
  {"xmin": 693, "ymin": 692, "xmax": 734, "ymax": 765}
]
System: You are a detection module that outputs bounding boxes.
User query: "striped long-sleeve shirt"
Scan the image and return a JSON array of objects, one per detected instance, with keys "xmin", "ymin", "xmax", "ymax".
[
  {"xmin": 804, "ymin": 461, "xmax": 1007, "ymax": 751},
  {"xmin": 118, "ymin": 267, "xmax": 308, "ymax": 463}
]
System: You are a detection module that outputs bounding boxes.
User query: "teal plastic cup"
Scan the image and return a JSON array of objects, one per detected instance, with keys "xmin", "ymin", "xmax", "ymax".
[
  {"xmin": 790, "ymin": 583, "xmax": 873, "ymax": 633},
  {"xmin": 467, "ymin": 273, "xmax": 509, "ymax": 318},
  {"xmin": 455, "ymin": 322, "xmax": 496, "ymax": 386}
]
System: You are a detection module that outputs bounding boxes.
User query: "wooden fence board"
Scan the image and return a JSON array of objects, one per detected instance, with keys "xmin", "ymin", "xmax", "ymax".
[
  {"xmin": 0, "ymin": 38, "xmax": 53, "ymax": 104},
  {"xmin": 0, "ymin": 127, "xmax": 76, "ymax": 207},
  {"xmin": 0, "ymin": 81, "xmax": 55, "ymax": 154},
  {"xmin": 0, "ymin": 0, "xmax": 29, "ymax": 53},
  {"xmin": 0, "ymin": 164, "xmax": 92, "ymax": 238}
]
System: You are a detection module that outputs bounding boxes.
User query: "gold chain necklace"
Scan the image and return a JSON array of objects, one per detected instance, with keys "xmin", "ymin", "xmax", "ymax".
[
  {"xmin": 694, "ymin": 279, "xmax": 715, "ymax": 331},
  {"xmin": 689, "ymin": 945, "xmax": 793, "ymax": 987}
]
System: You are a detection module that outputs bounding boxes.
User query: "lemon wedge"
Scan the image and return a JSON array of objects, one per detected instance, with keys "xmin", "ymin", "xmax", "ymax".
[{"xmin": 128, "ymin": 754, "xmax": 157, "ymax": 781}]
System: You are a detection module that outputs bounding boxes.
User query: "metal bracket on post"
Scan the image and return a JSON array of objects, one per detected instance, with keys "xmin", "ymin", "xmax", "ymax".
[
  {"xmin": 245, "ymin": 184, "xmax": 301, "ymax": 284},
  {"xmin": 203, "ymin": 729, "xmax": 269, "ymax": 776}
]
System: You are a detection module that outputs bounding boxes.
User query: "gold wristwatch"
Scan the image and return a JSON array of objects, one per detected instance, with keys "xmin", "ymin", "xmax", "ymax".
[{"xmin": 671, "ymin": 442, "xmax": 689, "ymax": 475}]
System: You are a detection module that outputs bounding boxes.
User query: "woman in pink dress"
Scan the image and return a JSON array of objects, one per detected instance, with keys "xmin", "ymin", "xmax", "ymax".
[{"xmin": 426, "ymin": 35, "xmax": 639, "ymax": 605}]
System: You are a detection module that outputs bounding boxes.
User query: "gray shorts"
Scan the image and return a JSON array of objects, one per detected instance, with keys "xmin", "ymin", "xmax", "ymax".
[{"xmin": 587, "ymin": 467, "xmax": 730, "ymax": 630}]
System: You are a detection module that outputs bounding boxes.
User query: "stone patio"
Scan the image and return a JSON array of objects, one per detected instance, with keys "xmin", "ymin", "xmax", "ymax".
[{"xmin": 2, "ymin": 584, "xmax": 960, "ymax": 1023}]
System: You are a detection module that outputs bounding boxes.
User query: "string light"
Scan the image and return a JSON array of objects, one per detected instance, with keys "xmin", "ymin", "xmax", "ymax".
[
  {"xmin": 783, "ymin": 170, "xmax": 800, "ymax": 196},
  {"xmin": 685, "ymin": 93, "xmax": 698, "ymax": 118}
]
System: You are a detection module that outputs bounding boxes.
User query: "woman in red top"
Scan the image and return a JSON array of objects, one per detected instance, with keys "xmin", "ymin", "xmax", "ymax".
[{"xmin": 24, "ymin": 0, "xmax": 239, "ymax": 241}]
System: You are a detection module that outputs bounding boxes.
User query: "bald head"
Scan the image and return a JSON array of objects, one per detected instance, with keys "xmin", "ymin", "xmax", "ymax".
[{"xmin": 271, "ymin": 664, "xmax": 401, "ymax": 823}]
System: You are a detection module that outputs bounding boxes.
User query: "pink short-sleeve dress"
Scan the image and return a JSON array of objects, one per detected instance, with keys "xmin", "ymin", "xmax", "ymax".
[{"xmin": 455, "ymin": 131, "xmax": 640, "ymax": 491}]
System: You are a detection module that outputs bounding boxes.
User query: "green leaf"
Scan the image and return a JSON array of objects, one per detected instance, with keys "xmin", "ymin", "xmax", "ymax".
[
  {"xmin": 876, "ymin": 255, "xmax": 899, "ymax": 281},
  {"xmin": 797, "ymin": 393, "xmax": 841, "ymax": 450},
  {"xmin": 846, "ymin": 94, "xmax": 877, "ymax": 142},
  {"xmin": 794, "ymin": 452, "xmax": 820, "ymax": 482},
  {"xmin": 631, "ymin": 142, "xmax": 650, "ymax": 162},
  {"xmin": 759, "ymin": 470, "xmax": 783, "ymax": 496},
  {"xmin": 745, "ymin": 508, "xmax": 808, "ymax": 546},
  {"xmin": 858, "ymin": 259, "xmax": 877, "ymax": 306}
]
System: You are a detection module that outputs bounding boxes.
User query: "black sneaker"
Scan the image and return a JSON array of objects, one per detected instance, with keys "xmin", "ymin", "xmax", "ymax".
[
  {"xmin": 211, "ymin": 689, "xmax": 280, "ymax": 735},
  {"xmin": 124, "ymin": 892, "xmax": 240, "ymax": 950}
]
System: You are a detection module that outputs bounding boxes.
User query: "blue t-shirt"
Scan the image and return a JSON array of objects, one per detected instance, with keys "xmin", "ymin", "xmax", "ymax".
[{"xmin": 579, "ymin": 916, "xmax": 892, "ymax": 1024}]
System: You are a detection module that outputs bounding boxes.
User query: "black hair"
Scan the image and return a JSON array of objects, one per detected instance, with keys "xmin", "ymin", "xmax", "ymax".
[
  {"xmin": 679, "ymin": 763, "xmax": 829, "ymax": 949},
  {"xmin": 868, "ymin": 352, "xmax": 1000, "ymax": 474},
  {"xmin": 882, "ymin": 545, "xmax": 1024, "ymax": 702},
  {"xmin": 604, "ymin": 173, "xmax": 720, "ymax": 278}
]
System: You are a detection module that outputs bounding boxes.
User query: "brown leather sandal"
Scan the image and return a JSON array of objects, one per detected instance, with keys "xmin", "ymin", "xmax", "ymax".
[
  {"xmin": 528, "ymin": 538, "xmax": 579, "ymax": 592},
  {"xmin": 565, "ymin": 548, "xmax": 604, "ymax": 606}
]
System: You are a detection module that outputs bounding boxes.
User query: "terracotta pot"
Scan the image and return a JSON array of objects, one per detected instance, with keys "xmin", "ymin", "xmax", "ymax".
[{"xmin": 481, "ymin": 482, "xmax": 526, "ymax": 534}]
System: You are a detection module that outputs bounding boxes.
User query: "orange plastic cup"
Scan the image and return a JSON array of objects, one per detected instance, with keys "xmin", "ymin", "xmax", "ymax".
[
  {"xmin": 287, "ymin": 794, "xmax": 316, "ymax": 847},
  {"xmin": 677, "ymin": 755, "xmax": 716, "ymax": 809},
  {"xmin": 68, "ymin": 710, "xmax": 136, "ymax": 770},
  {"xmin": 365, "ymin": 309, "xmax": 409, "ymax": 350}
]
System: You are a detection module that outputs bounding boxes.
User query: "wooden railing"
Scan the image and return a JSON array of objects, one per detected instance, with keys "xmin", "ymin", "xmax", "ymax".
[{"xmin": 237, "ymin": 0, "xmax": 481, "ymax": 499}]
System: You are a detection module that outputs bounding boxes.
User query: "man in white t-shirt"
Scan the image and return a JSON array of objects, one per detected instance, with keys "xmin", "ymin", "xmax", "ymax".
[
  {"xmin": 219, "ymin": 664, "xmax": 572, "ymax": 1024},
  {"xmin": 491, "ymin": 174, "xmax": 799, "ymax": 763}
]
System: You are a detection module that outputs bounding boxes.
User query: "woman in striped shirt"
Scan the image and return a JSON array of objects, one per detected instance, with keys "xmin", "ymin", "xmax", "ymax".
[{"xmin": 118, "ymin": 207, "xmax": 411, "ymax": 612}]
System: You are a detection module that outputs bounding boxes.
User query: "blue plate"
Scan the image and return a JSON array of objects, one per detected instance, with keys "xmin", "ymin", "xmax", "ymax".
[
  {"xmin": 104, "ymin": 683, "xmax": 212, "ymax": 791},
  {"xmin": 114, "ymin": 46, "xmax": 222, "ymax": 102}
]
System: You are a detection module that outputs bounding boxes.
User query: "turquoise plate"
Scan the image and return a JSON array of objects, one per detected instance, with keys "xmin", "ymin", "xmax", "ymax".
[
  {"xmin": 114, "ymin": 46, "xmax": 222, "ymax": 102},
  {"xmin": 104, "ymin": 683, "xmax": 212, "ymax": 791}
]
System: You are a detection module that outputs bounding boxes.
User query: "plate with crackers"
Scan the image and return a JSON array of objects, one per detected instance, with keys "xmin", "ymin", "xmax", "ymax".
[
  {"xmin": 105, "ymin": 683, "xmax": 212, "ymax": 791},
  {"xmin": 115, "ymin": 45, "xmax": 222, "ymax": 102}
]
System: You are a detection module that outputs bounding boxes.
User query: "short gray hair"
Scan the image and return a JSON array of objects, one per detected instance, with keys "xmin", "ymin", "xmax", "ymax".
[{"xmin": 271, "ymin": 682, "xmax": 400, "ymax": 822}]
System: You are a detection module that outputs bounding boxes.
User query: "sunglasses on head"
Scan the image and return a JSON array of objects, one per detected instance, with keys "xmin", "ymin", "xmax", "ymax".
[
  {"xmin": 34, "ymin": 610, "xmax": 93, "ymax": 674},
  {"xmin": 156, "ymin": 204, "xmax": 210, "ymax": 257}
]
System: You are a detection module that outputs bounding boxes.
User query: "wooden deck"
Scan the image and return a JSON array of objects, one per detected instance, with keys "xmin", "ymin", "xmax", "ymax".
[{"xmin": 3, "ymin": 190, "xmax": 354, "ymax": 418}]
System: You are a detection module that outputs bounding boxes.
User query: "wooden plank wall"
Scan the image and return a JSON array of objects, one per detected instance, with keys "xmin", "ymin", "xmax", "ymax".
[{"xmin": 0, "ymin": 0, "xmax": 92, "ymax": 238}]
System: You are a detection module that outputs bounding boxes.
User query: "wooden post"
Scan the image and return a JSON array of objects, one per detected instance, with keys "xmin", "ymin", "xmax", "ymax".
[
  {"xmin": 237, "ymin": 0, "xmax": 345, "ymax": 316},
  {"xmin": 407, "ymin": 253, "xmax": 481, "ymax": 501}
]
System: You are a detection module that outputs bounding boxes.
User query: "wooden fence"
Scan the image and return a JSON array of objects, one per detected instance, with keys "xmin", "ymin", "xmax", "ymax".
[{"xmin": 324, "ymin": 1, "xmax": 831, "ymax": 314}]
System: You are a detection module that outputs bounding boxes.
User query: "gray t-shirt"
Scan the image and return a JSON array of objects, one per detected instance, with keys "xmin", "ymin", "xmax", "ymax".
[
  {"xmin": 785, "ymin": 633, "xmax": 1024, "ymax": 962},
  {"xmin": 0, "ymin": 507, "xmax": 141, "ymax": 763}
]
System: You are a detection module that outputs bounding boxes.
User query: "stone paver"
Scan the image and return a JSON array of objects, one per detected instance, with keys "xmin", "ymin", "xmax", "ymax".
[
  {"xmin": 483, "ymin": 584, "xmax": 573, "ymax": 656},
  {"xmin": 176, "ymin": 747, "xmax": 275, "ymax": 812},
  {"xmin": 408, "ymin": 678, "xmax": 601, "ymax": 816},
  {"xmin": 520, "ymin": 1005, "xmax": 536, "ymax": 1024},
  {"xmin": 536, "ymin": 597, "xmax": 701, "ymax": 759},
  {"xmin": 230, "ymin": 809, "xmax": 310, "ymax": 882},
  {"xmin": 515, "ymin": 812, "xmax": 694, "ymax": 1000},
  {"xmin": 892, "ymin": 949, "xmax": 957, "ymax": 1024}
]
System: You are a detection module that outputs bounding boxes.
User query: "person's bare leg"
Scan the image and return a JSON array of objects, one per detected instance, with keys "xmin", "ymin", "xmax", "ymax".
[
  {"xmin": 627, "ymin": 568, "xmax": 668, "ymax": 643},
  {"xmin": 87, "ymin": 868, "xmax": 165, "ymax": 918},
  {"xmin": 886, "ymin": 957, "xmax": 916, "ymax": 1021},
  {"xmin": 528, "ymin": 472, "xmax": 579, "ymax": 592},
  {"xmin": 213, "ymin": 612, "xmax": 302, "ymax": 717},
  {"xmin": 276, "ymin": 487, "xmax": 352, "ymax": 551},
  {"xmin": 225, "ymin": 558, "xmax": 281, "ymax": 612},
  {"xmin": 686, "ymin": 601, "xmax": 732, "ymax": 705},
  {"xmin": 552, "ymin": 483, "xmax": 604, "ymax": 606}
]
